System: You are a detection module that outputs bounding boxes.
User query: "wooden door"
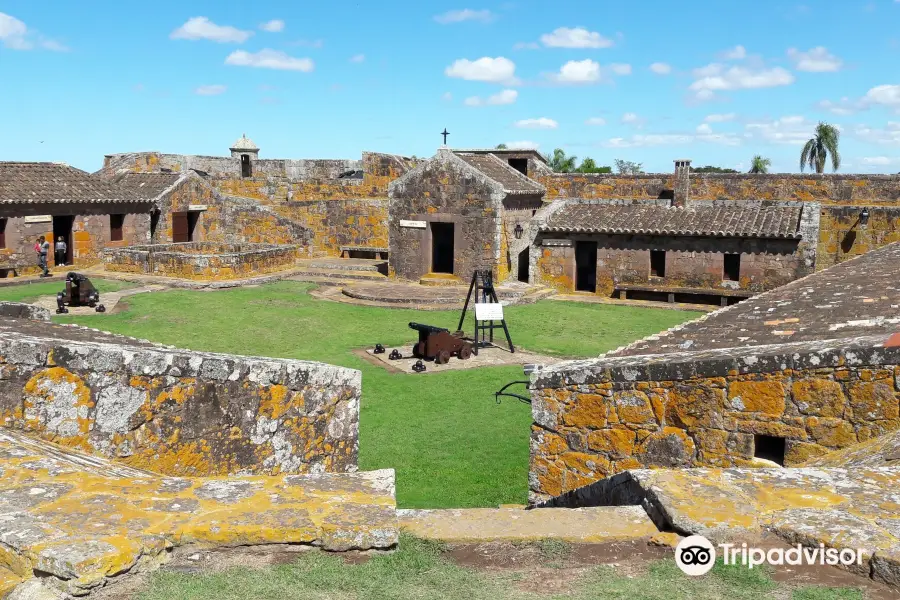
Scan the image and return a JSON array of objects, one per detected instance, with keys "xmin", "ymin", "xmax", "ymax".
[{"xmin": 172, "ymin": 212, "xmax": 189, "ymax": 243}]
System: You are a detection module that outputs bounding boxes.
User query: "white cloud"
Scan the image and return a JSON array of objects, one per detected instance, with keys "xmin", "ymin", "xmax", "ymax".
[
  {"xmin": 621, "ymin": 112, "xmax": 641, "ymax": 124},
  {"xmin": 861, "ymin": 156, "xmax": 894, "ymax": 166},
  {"xmin": 170, "ymin": 17, "xmax": 253, "ymax": 43},
  {"xmin": 260, "ymin": 19, "xmax": 285, "ymax": 32},
  {"xmin": 194, "ymin": 84, "xmax": 226, "ymax": 96},
  {"xmin": 540, "ymin": 27, "xmax": 613, "ymax": 49},
  {"xmin": 504, "ymin": 140, "xmax": 540, "ymax": 150},
  {"xmin": 289, "ymin": 39, "xmax": 324, "ymax": 48},
  {"xmin": 852, "ymin": 122, "xmax": 900, "ymax": 145},
  {"xmin": 445, "ymin": 57, "xmax": 518, "ymax": 84},
  {"xmin": 603, "ymin": 132, "xmax": 741, "ymax": 148},
  {"xmin": 689, "ymin": 63, "xmax": 795, "ymax": 100},
  {"xmin": 704, "ymin": 113, "xmax": 736, "ymax": 122},
  {"xmin": 696, "ymin": 123, "xmax": 713, "ymax": 134},
  {"xmin": 585, "ymin": 117, "xmax": 606, "ymax": 126},
  {"xmin": 865, "ymin": 84, "xmax": 900, "ymax": 107},
  {"xmin": 513, "ymin": 41, "xmax": 540, "ymax": 50},
  {"xmin": 350, "ymin": 53, "xmax": 365, "ymax": 63},
  {"xmin": 551, "ymin": 59, "xmax": 601, "ymax": 84},
  {"xmin": 720, "ymin": 45, "xmax": 747, "ymax": 60},
  {"xmin": 0, "ymin": 12, "xmax": 67, "ymax": 51},
  {"xmin": 787, "ymin": 46, "xmax": 842, "ymax": 72},
  {"xmin": 515, "ymin": 117, "xmax": 558, "ymax": 129},
  {"xmin": 816, "ymin": 97, "xmax": 861, "ymax": 115},
  {"xmin": 464, "ymin": 89, "xmax": 518, "ymax": 106},
  {"xmin": 649, "ymin": 62, "xmax": 672, "ymax": 75},
  {"xmin": 610, "ymin": 63, "xmax": 632, "ymax": 75},
  {"xmin": 744, "ymin": 115, "xmax": 816, "ymax": 145},
  {"xmin": 434, "ymin": 9, "xmax": 494, "ymax": 24},
  {"xmin": 225, "ymin": 49, "xmax": 314, "ymax": 71}
]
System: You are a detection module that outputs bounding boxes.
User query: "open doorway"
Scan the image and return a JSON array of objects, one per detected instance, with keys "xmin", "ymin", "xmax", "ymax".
[
  {"xmin": 150, "ymin": 210, "xmax": 161, "ymax": 242},
  {"xmin": 575, "ymin": 241, "xmax": 597, "ymax": 292},
  {"xmin": 517, "ymin": 248, "xmax": 529, "ymax": 282},
  {"xmin": 172, "ymin": 211, "xmax": 200, "ymax": 243},
  {"xmin": 754, "ymin": 435, "xmax": 786, "ymax": 466},
  {"xmin": 241, "ymin": 154, "xmax": 252, "ymax": 178},
  {"xmin": 430, "ymin": 222, "xmax": 454, "ymax": 274},
  {"xmin": 52, "ymin": 215, "xmax": 74, "ymax": 265},
  {"xmin": 508, "ymin": 158, "xmax": 528, "ymax": 176}
]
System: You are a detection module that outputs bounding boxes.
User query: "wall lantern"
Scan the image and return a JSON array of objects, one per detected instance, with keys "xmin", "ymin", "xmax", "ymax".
[
  {"xmin": 860, "ymin": 207, "xmax": 870, "ymax": 227},
  {"xmin": 514, "ymin": 223, "xmax": 524, "ymax": 239}
]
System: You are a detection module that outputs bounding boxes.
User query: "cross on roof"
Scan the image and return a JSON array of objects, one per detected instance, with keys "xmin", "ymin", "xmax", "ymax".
[{"xmin": 441, "ymin": 128, "xmax": 450, "ymax": 145}]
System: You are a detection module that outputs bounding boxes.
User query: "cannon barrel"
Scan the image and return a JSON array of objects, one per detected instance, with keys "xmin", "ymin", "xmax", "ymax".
[{"xmin": 408, "ymin": 322, "xmax": 449, "ymax": 333}]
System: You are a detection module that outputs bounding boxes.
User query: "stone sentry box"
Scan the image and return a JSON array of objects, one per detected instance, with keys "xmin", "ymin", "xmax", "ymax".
[
  {"xmin": 0, "ymin": 315, "xmax": 361, "ymax": 476},
  {"xmin": 102, "ymin": 242, "xmax": 302, "ymax": 280},
  {"xmin": 528, "ymin": 334, "xmax": 900, "ymax": 503}
]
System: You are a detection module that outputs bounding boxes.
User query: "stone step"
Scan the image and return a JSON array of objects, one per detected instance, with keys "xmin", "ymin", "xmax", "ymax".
[
  {"xmin": 303, "ymin": 259, "xmax": 387, "ymax": 273},
  {"xmin": 419, "ymin": 273, "xmax": 464, "ymax": 287},
  {"xmin": 291, "ymin": 268, "xmax": 388, "ymax": 281},
  {"xmin": 397, "ymin": 506, "xmax": 659, "ymax": 543}
]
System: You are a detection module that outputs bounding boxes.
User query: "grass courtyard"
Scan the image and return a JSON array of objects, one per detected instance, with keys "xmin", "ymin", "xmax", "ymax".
[{"xmin": 1, "ymin": 279, "xmax": 698, "ymax": 508}]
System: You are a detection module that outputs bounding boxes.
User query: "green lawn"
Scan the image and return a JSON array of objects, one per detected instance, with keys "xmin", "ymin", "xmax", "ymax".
[
  {"xmin": 0, "ymin": 278, "xmax": 135, "ymax": 303},
  {"xmin": 135, "ymin": 535, "xmax": 867, "ymax": 600},
  {"xmin": 1, "ymin": 281, "xmax": 698, "ymax": 508}
]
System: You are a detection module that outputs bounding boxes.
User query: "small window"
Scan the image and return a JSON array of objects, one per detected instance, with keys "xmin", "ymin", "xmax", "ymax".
[
  {"xmin": 0, "ymin": 218, "xmax": 6, "ymax": 248},
  {"xmin": 754, "ymin": 435, "xmax": 785, "ymax": 466},
  {"xmin": 724, "ymin": 253, "xmax": 741, "ymax": 281},
  {"xmin": 650, "ymin": 250, "xmax": 666, "ymax": 277},
  {"xmin": 241, "ymin": 154, "xmax": 252, "ymax": 178},
  {"xmin": 110, "ymin": 214, "xmax": 125, "ymax": 242}
]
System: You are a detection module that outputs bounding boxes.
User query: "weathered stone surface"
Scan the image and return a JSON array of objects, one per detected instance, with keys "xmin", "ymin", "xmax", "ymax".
[
  {"xmin": 0, "ymin": 428, "xmax": 397, "ymax": 595},
  {"xmin": 397, "ymin": 505, "xmax": 658, "ymax": 543},
  {"xmin": 0, "ymin": 317, "xmax": 361, "ymax": 477},
  {"xmin": 0, "ymin": 302, "xmax": 51, "ymax": 322},
  {"xmin": 805, "ymin": 428, "xmax": 900, "ymax": 468}
]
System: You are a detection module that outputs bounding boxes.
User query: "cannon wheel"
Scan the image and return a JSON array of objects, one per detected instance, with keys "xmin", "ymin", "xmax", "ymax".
[
  {"xmin": 458, "ymin": 345, "xmax": 473, "ymax": 360},
  {"xmin": 435, "ymin": 350, "xmax": 451, "ymax": 365}
]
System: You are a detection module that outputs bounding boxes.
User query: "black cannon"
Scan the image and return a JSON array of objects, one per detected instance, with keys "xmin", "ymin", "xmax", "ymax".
[
  {"xmin": 57, "ymin": 272, "xmax": 105, "ymax": 314},
  {"xmin": 408, "ymin": 322, "xmax": 473, "ymax": 365}
]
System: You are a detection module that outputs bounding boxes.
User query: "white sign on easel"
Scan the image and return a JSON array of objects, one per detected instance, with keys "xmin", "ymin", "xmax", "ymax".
[{"xmin": 475, "ymin": 303, "xmax": 504, "ymax": 321}]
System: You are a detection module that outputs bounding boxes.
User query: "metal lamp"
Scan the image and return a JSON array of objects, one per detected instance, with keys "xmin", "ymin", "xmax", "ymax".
[{"xmin": 514, "ymin": 223, "xmax": 524, "ymax": 239}]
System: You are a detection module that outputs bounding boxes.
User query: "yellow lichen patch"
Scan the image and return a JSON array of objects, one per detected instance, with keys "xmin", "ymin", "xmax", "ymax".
[
  {"xmin": 563, "ymin": 394, "xmax": 609, "ymax": 429},
  {"xmin": 728, "ymin": 380, "xmax": 786, "ymax": 416},
  {"xmin": 792, "ymin": 379, "xmax": 847, "ymax": 418}
]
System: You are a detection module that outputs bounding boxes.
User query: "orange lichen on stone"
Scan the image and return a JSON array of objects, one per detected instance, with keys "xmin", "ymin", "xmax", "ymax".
[{"xmin": 728, "ymin": 380, "xmax": 786, "ymax": 416}]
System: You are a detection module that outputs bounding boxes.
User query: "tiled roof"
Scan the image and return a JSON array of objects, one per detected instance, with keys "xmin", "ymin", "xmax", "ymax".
[
  {"xmin": 113, "ymin": 172, "xmax": 182, "ymax": 200},
  {"xmin": 455, "ymin": 153, "xmax": 545, "ymax": 195},
  {"xmin": 606, "ymin": 241, "xmax": 900, "ymax": 358},
  {"xmin": 543, "ymin": 202, "xmax": 803, "ymax": 239},
  {"xmin": 230, "ymin": 134, "xmax": 258, "ymax": 151},
  {"xmin": 0, "ymin": 162, "xmax": 150, "ymax": 204}
]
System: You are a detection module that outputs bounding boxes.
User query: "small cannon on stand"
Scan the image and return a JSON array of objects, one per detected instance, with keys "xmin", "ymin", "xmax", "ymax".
[
  {"xmin": 57, "ymin": 272, "xmax": 106, "ymax": 314},
  {"xmin": 409, "ymin": 322, "xmax": 473, "ymax": 365}
]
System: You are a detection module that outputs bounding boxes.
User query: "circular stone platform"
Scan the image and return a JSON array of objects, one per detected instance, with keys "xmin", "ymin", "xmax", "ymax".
[{"xmin": 343, "ymin": 282, "xmax": 467, "ymax": 306}]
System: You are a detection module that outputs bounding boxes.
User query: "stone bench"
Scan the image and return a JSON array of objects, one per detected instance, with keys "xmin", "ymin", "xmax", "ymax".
[
  {"xmin": 0, "ymin": 263, "xmax": 22, "ymax": 278},
  {"xmin": 340, "ymin": 246, "xmax": 389, "ymax": 259},
  {"xmin": 614, "ymin": 283, "xmax": 754, "ymax": 306}
]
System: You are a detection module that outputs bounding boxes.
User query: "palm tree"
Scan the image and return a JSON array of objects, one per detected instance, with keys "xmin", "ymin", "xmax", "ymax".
[
  {"xmin": 549, "ymin": 148, "xmax": 578, "ymax": 173},
  {"xmin": 800, "ymin": 122, "xmax": 841, "ymax": 173},
  {"xmin": 749, "ymin": 155, "xmax": 771, "ymax": 174}
]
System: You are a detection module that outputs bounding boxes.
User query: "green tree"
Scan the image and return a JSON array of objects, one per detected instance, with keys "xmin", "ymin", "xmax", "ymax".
[
  {"xmin": 549, "ymin": 148, "xmax": 578, "ymax": 173},
  {"xmin": 691, "ymin": 165, "xmax": 739, "ymax": 173},
  {"xmin": 800, "ymin": 122, "xmax": 841, "ymax": 173},
  {"xmin": 576, "ymin": 157, "xmax": 613, "ymax": 173},
  {"xmin": 614, "ymin": 159, "xmax": 643, "ymax": 174},
  {"xmin": 749, "ymin": 155, "xmax": 771, "ymax": 174},
  {"xmin": 495, "ymin": 144, "xmax": 508, "ymax": 149}
]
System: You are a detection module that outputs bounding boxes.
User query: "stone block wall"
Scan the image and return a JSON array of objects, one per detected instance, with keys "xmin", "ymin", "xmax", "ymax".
[
  {"xmin": 103, "ymin": 242, "xmax": 302, "ymax": 280},
  {"xmin": 275, "ymin": 199, "xmax": 389, "ymax": 256},
  {"xmin": 0, "ymin": 321, "xmax": 360, "ymax": 476},
  {"xmin": 529, "ymin": 335, "xmax": 900, "ymax": 502}
]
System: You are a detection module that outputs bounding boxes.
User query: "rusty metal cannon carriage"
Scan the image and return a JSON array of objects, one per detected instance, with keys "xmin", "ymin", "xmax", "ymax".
[
  {"xmin": 408, "ymin": 322, "xmax": 474, "ymax": 365},
  {"xmin": 57, "ymin": 272, "xmax": 106, "ymax": 314}
]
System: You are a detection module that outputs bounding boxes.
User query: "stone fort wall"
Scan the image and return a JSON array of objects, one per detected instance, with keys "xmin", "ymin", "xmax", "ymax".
[
  {"xmin": 537, "ymin": 173, "xmax": 900, "ymax": 270},
  {"xmin": 529, "ymin": 334, "xmax": 900, "ymax": 503},
  {"xmin": 0, "ymin": 312, "xmax": 361, "ymax": 477},
  {"xmin": 101, "ymin": 151, "xmax": 416, "ymax": 256}
]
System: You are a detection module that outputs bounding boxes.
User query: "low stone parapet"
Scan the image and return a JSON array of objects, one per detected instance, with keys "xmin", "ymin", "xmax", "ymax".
[{"xmin": 102, "ymin": 242, "xmax": 302, "ymax": 280}]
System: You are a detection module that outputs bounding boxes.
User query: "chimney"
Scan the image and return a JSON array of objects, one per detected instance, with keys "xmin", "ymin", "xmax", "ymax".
[{"xmin": 673, "ymin": 159, "xmax": 691, "ymax": 207}]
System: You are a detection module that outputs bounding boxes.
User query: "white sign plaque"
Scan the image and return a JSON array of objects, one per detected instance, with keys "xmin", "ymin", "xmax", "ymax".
[
  {"xmin": 24, "ymin": 215, "xmax": 52, "ymax": 224},
  {"xmin": 400, "ymin": 220, "xmax": 427, "ymax": 229},
  {"xmin": 475, "ymin": 303, "xmax": 504, "ymax": 321},
  {"xmin": 188, "ymin": 205, "xmax": 208, "ymax": 211}
]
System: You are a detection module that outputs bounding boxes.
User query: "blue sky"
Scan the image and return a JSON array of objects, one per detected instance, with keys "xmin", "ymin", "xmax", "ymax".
[{"xmin": 1, "ymin": 1, "xmax": 899, "ymax": 173}]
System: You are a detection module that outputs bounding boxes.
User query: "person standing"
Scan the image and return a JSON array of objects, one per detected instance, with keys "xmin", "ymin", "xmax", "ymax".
[
  {"xmin": 38, "ymin": 236, "xmax": 51, "ymax": 277},
  {"xmin": 55, "ymin": 236, "xmax": 67, "ymax": 267}
]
